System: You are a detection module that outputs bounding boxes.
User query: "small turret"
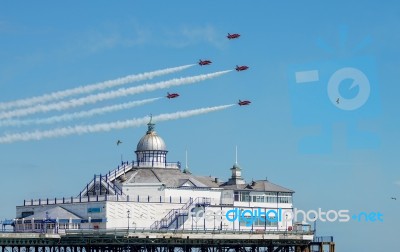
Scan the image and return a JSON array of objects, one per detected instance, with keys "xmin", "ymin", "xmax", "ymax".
[{"xmin": 226, "ymin": 146, "xmax": 245, "ymax": 185}]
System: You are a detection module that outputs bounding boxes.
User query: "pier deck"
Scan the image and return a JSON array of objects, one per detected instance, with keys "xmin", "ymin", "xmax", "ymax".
[{"xmin": 0, "ymin": 229, "xmax": 333, "ymax": 252}]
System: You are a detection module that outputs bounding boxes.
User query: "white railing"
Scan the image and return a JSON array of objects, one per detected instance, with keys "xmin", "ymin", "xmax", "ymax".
[
  {"xmin": 23, "ymin": 195, "xmax": 212, "ymax": 206},
  {"xmin": 136, "ymin": 161, "xmax": 180, "ymax": 169},
  {"xmin": 103, "ymin": 161, "xmax": 180, "ymax": 182},
  {"xmin": 64, "ymin": 228, "xmax": 315, "ymax": 237},
  {"xmin": 105, "ymin": 162, "xmax": 134, "ymax": 182},
  {"xmin": 151, "ymin": 197, "xmax": 211, "ymax": 230},
  {"xmin": 24, "ymin": 195, "xmax": 128, "ymax": 206}
]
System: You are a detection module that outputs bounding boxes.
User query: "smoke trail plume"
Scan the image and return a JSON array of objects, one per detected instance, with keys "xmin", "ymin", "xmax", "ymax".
[
  {"xmin": 0, "ymin": 104, "xmax": 235, "ymax": 143},
  {"xmin": 0, "ymin": 70, "xmax": 231, "ymax": 120},
  {"xmin": 0, "ymin": 64, "xmax": 194, "ymax": 111},
  {"xmin": 0, "ymin": 98, "xmax": 161, "ymax": 127}
]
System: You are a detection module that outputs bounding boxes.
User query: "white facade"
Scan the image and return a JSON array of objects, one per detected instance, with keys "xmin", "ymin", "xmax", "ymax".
[{"xmin": 15, "ymin": 122, "xmax": 295, "ymax": 233}]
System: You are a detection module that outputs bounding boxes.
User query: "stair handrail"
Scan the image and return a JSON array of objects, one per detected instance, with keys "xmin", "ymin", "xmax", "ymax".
[{"xmin": 150, "ymin": 197, "xmax": 211, "ymax": 229}]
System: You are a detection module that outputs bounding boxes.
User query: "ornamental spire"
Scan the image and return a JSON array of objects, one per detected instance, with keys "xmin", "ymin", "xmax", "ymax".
[{"xmin": 147, "ymin": 114, "xmax": 155, "ymax": 134}]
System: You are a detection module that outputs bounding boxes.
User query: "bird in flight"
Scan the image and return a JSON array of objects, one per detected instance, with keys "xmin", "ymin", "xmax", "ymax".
[{"xmin": 391, "ymin": 197, "xmax": 397, "ymax": 200}]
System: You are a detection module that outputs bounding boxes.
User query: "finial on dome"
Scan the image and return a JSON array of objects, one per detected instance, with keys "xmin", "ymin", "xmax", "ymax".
[{"xmin": 147, "ymin": 114, "xmax": 155, "ymax": 133}]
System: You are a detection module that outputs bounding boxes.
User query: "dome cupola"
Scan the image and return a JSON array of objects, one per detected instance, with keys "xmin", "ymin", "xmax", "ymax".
[
  {"xmin": 135, "ymin": 116, "xmax": 168, "ymax": 168},
  {"xmin": 136, "ymin": 120, "xmax": 167, "ymax": 152}
]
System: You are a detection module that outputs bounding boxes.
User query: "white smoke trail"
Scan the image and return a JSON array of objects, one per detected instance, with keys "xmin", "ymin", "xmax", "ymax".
[
  {"xmin": 0, "ymin": 97, "xmax": 161, "ymax": 127},
  {"xmin": 0, "ymin": 64, "xmax": 195, "ymax": 111},
  {"xmin": 0, "ymin": 70, "xmax": 231, "ymax": 120},
  {"xmin": 0, "ymin": 104, "xmax": 235, "ymax": 143}
]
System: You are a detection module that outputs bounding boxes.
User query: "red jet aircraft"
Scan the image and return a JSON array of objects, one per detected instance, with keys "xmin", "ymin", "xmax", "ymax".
[
  {"xmin": 166, "ymin": 92, "xmax": 179, "ymax": 99},
  {"xmin": 235, "ymin": 65, "xmax": 249, "ymax": 71},
  {"xmin": 227, "ymin": 33, "xmax": 240, "ymax": 39},
  {"xmin": 238, "ymin": 100, "xmax": 251, "ymax": 106},
  {"xmin": 199, "ymin": 59, "xmax": 212, "ymax": 66}
]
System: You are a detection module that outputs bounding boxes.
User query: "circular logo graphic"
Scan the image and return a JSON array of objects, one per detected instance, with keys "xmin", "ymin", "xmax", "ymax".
[{"xmin": 327, "ymin": 67, "xmax": 370, "ymax": 110}]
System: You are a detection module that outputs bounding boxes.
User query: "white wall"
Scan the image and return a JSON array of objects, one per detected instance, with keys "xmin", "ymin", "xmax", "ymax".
[
  {"xmin": 165, "ymin": 188, "xmax": 222, "ymax": 205},
  {"xmin": 121, "ymin": 183, "xmax": 165, "ymax": 202},
  {"xmin": 105, "ymin": 201, "xmax": 184, "ymax": 229},
  {"xmin": 16, "ymin": 187, "xmax": 293, "ymax": 232}
]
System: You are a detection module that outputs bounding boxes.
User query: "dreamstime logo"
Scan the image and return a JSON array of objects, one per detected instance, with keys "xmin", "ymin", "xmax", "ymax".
[
  {"xmin": 327, "ymin": 67, "xmax": 371, "ymax": 111},
  {"xmin": 188, "ymin": 207, "xmax": 383, "ymax": 227},
  {"xmin": 288, "ymin": 26, "xmax": 380, "ymax": 153}
]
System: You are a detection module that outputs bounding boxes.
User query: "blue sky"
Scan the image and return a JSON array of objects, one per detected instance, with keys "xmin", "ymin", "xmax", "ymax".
[{"xmin": 1, "ymin": 1, "xmax": 399, "ymax": 250}]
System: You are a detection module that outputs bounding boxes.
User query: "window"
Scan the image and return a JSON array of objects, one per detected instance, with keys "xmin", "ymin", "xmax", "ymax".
[
  {"xmin": 240, "ymin": 192, "xmax": 250, "ymax": 202},
  {"xmin": 71, "ymin": 223, "xmax": 81, "ymax": 229},
  {"xmin": 252, "ymin": 196, "xmax": 265, "ymax": 202},
  {"xmin": 21, "ymin": 211, "xmax": 34, "ymax": 218},
  {"xmin": 239, "ymin": 215, "xmax": 278, "ymax": 227},
  {"xmin": 88, "ymin": 207, "xmax": 102, "ymax": 213},
  {"xmin": 264, "ymin": 215, "xmax": 278, "ymax": 227},
  {"xmin": 234, "ymin": 191, "xmax": 239, "ymax": 201},
  {"xmin": 46, "ymin": 224, "xmax": 55, "ymax": 230},
  {"xmin": 239, "ymin": 217, "xmax": 253, "ymax": 227},
  {"xmin": 266, "ymin": 197, "xmax": 277, "ymax": 203},
  {"xmin": 278, "ymin": 197, "xmax": 292, "ymax": 203}
]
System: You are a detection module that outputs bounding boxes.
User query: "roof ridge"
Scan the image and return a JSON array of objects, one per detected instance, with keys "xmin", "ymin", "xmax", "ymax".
[
  {"xmin": 150, "ymin": 168, "xmax": 162, "ymax": 182},
  {"xmin": 56, "ymin": 205, "xmax": 84, "ymax": 219},
  {"xmin": 256, "ymin": 179, "xmax": 294, "ymax": 193}
]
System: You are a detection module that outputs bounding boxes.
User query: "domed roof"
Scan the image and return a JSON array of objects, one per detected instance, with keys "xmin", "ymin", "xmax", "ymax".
[{"xmin": 136, "ymin": 120, "xmax": 167, "ymax": 152}]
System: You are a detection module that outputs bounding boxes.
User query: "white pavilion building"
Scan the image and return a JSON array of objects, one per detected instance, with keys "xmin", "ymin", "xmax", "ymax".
[{"xmin": 14, "ymin": 120, "xmax": 295, "ymax": 233}]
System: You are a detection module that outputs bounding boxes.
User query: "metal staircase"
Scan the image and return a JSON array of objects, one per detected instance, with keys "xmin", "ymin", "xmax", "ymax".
[
  {"xmin": 78, "ymin": 162, "xmax": 135, "ymax": 197},
  {"xmin": 79, "ymin": 174, "xmax": 123, "ymax": 197},
  {"xmin": 105, "ymin": 161, "xmax": 134, "ymax": 182},
  {"xmin": 150, "ymin": 197, "xmax": 211, "ymax": 230}
]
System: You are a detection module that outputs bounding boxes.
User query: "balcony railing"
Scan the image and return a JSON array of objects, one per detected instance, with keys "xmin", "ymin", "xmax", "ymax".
[{"xmin": 23, "ymin": 195, "xmax": 204, "ymax": 206}]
